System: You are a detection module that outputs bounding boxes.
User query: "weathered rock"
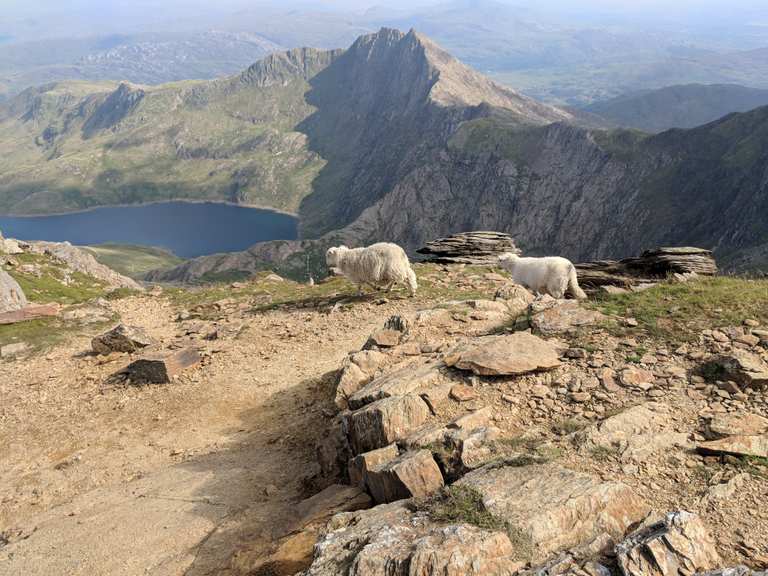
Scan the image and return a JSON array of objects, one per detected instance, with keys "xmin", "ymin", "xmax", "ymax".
[
  {"xmin": 494, "ymin": 283, "xmax": 536, "ymax": 316},
  {"xmin": 444, "ymin": 333, "xmax": 561, "ymax": 376},
  {"xmin": 449, "ymin": 384, "xmax": 477, "ymax": 402},
  {"xmin": 349, "ymin": 443, "xmax": 399, "ymax": 487},
  {"xmin": 702, "ymin": 413, "xmax": 768, "ymax": 439},
  {"xmin": 350, "ymin": 350, "xmax": 387, "ymax": 374},
  {"xmin": 115, "ymin": 347, "xmax": 201, "ymax": 384},
  {"xmin": 620, "ymin": 367, "xmax": 655, "ymax": 389},
  {"xmin": 336, "ymin": 363, "xmax": 372, "ymax": 410},
  {"xmin": 365, "ymin": 450, "xmax": 444, "ymax": 504},
  {"xmin": 417, "ymin": 231, "xmax": 520, "ymax": 265},
  {"xmin": 367, "ymin": 329, "xmax": 403, "ymax": 348},
  {"xmin": 347, "ymin": 394, "xmax": 430, "ymax": 454},
  {"xmin": 348, "ymin": 361, "xmax": 442, "ymax": 410},
  {"xmin": 701, "ymin": 473, "xmax": 749, "ymax": 506},
  {"xmin": 304, "ymin": 502, "xmax": 519, "ymax": 576},
  {"xmin": 0, "ymin": 269, "xmax": 27, "ymax": 313},
  {"xmin": 584, "ymin": 403, "xmax": 690, "ymax": 462},
  {"xmin": 616, "ymin": 511, "xmax": 721, "ymax": 576},
  {"xmin": 1, "ymin": 341, "xmax": 29, "ymax": 358},
  {"xmin": 0, "ymin": 233, "xmax": 25, "ymax": 255},
  {"xmin": 0, "ymin": 303, "xmax": 59, "ymax": 325},
  {"xmin": 701, "ymin": 352, "xmax": 768, "ymax": 390},
  {"xmin": 91, "ymin": 324, "xmax": 155, "ymax": 355},
  {"xmin": 530, "ymin": 300, "xmax": 605, "ymax": 336},
  {"xmin": 697, "ymin": 435, "xmax": 768, "ymax": 458},
  {"xmin": 459, "ymin": 463, "xmax": 649, "ymax": 562},
  {"xmin": 697, "ymin": 567, "xmax": 768, "ymax": 576},
  {"xmin": 440, "ymin": 426, "xmax": 503, "ymax": 478}
]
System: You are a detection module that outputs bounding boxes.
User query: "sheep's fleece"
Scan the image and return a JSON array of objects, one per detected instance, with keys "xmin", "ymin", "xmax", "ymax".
[
  {"xmin": 326, "ymin": 243, "xmax": 418, "ymax": 296},
  {"xmin": 498, "ymin": 253, "xmax": 587, "ymax": 299}
]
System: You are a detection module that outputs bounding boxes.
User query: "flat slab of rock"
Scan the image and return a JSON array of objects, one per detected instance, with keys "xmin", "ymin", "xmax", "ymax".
[
  {"xmin": 703, "ymin": 352, "xmax": 768, "ymax": 390},
  {"xmin": 530, "ymin": 300, "xmax": 605, "ymax": 336},
  {"xmin": 92, "ymin": 324, "xmax": 155, "ymax": 355},
  {"xmin": 444, "ymin": 333, "xmax": 561, "ymax": 376},
  {"xmin": 304, "ymin": 502, "xmax": 519, "ymax": 576},
  {"xmin": 1, "ymin": 342, "xmax": 30, "ymax": 358},
  {"xmin": 348, "ymin": 361, "xmax": 442, "ymax": 410},
  {"xmin": 459, "ymin": 463, "xmax": 649, "ymax": 562},
  {"xmin": 697, "ymin": 435, "xmax": 768, "ymax": 458},
  {"xmin": 346, "ymin": 394, "xmax": 430, "ymax": 454},
  {"xmin": 703, "ymin": 413, "xmax": 768, "ymax": 439},
  {"xmin": 0, "ymin": 304, "xmax": 59, "ymax": 325},
  {"xmin": 616, "ymin": 511, "xmax": 721, "ymax": 576},
  {"xmin": 365, "ymin": 449, "xmax": 444, "ymax": 504},
  {"xmin": 116, "ymin": 347, "xmax": 201, "ymax": 384}
]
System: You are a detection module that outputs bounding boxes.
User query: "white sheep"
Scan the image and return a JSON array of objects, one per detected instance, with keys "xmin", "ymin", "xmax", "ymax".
[
  {"xmin": 326, "ymin": 243, "xmax": 418, "ymax": 296},
  {"xmin": 497, "ymin": 252, "xmax": 587, "ymax": 299}
]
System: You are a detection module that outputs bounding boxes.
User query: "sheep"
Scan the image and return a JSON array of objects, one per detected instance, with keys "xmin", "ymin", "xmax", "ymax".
[
  {"xmin": 326, "ymin": 243, "xmax": 418, "ymax": 296},
  {"xmin": 497, "ymin": 252, "xmax": 587, "ymax": 299}
]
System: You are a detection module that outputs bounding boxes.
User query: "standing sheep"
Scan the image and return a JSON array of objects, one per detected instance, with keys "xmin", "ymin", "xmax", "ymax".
[
  {"xmin": 498, "ymin": 252, "xmax": 587, "ymax": 299},
  {"xmin": 326, "ymin": 243, "xmax": 418, "ymax": 296}
]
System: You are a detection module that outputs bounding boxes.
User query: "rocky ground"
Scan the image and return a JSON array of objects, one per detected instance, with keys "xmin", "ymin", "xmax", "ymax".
[{"xmin": 1, "ymin": 257, "xmax": 767, "ymax": 576}]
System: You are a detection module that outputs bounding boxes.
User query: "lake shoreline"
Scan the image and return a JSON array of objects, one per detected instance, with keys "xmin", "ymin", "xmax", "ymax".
[{"xmin": 0, "ymin": 199, "xmax": 299, "ymax": 219}]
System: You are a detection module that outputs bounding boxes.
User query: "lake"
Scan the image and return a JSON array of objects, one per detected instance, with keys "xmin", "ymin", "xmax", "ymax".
[{"xmin": 0, "ymin": 202, "xmax": 298, "ymax": 258}]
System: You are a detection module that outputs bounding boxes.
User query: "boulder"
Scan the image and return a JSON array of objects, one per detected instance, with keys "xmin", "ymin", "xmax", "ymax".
[
  {"xmin": 114, "ymin": 347, "xmax": 200, "ymax": 384},
  {"xmin": 367, "ymin": 329, "xmax": 403, "ymax": 348},
  {"xmin": 459, "ymin": 463, "xmax": 649, "ymax": 562},
  {"xmin": 417, "ymin": 231, "xmax": 520, "ymax": 265},
  {"xmin": 350, "ymin": 350, "xmax": 387, "ymax": 374},
  {"xmin": 348, "ymin": 361, "xmax": 442, "ymax": 410},
  {"xmin": 494, "ymin": 283, "xmax": 535, "ymax": 316},
  {"xmin": 336, "ymin": 363, "xmax": 372, "ymax": 410},
  {"xmin": 530, "ymin": 299, "xmax": 605, "ymax": 336},
  {"xmin": 91, "ymin": 324, "xmax": 155, "ymax": 355},
  {"xmin": 444, "ymin": 333, "xmax": 561, "ymax": 376},
  {"xmin": 365, "ymin": 450, "xmax": 444, "ymax": 504},
  {"xmin": 0, "ymin": 269, "xmax": 27, "ymax": 313},
  {"xmin": 346, "ymin": 394, "xmax": 430, "ymax": 454},
  {"xmin": 616, "ymin": 511, "xmax": 721, "ymax": 576},
  {"xmin": 449, "ymin": 384, "xmax": 477, "ymax": 402},
  {"xmin": 348, "ymin": 443, "xmax": 399, "ymax": 487},
  {"xmin": 304, "ymin": 502, "xmax": 519, "ymax": 576}
]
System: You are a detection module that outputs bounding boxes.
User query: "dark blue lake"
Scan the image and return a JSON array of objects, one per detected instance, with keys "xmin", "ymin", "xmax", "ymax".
[{"xmin": 0, "ymin": 202, "xmax": 298, "ymax": 258}]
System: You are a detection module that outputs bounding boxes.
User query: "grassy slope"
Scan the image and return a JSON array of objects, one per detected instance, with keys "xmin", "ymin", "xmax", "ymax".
[
  {"xmin": 82, "ymin": 244, "xmax": 184, "ymax": 280},
  {"xmin": 0, "ymin": 74, "xmax": 324, "ymax": 215}
]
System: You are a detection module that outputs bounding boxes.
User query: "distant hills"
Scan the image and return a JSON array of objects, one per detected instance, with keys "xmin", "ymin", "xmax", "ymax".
[{"xmin": 584, "ymin": 84, "xmax": 768, "ymax": 132}]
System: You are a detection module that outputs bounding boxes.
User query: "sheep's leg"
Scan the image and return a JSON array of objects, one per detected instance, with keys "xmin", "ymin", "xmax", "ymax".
[{"xmin": 384, "ymin": 282, "xmax": 395, "ymax": 293}]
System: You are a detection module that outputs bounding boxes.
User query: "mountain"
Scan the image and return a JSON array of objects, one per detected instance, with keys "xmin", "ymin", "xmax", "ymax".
[
  {"xmin": 2, "ymin": 28, "xmax": 767, "ymax": 281},
  {"xmin": 0, "ymin": 28, "xmax": 570, "ymax": 232},
  {"xmin": 584, "ymin": 84, "xmax": 768, "ymax": 132}
]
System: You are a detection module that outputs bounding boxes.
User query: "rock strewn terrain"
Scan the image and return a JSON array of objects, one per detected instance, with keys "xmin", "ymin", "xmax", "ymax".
[{"xmin": 4, "ymin": 253, "xmax": 768, "ymax": 575}]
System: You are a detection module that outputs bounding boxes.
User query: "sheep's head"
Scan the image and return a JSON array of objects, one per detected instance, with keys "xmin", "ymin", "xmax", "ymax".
[
  {"xmin": 326, "ymin": 245, "xmax": 348, "ymax": 268},
  {"xmin": 497, "ymin": 252, "xmax": 518, "ymax": 271}
]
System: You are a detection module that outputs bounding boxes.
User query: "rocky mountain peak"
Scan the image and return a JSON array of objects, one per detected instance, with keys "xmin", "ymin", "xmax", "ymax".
[{"xmin": 238, "ymin": 46, "xmax": 343, "ymax": 88}]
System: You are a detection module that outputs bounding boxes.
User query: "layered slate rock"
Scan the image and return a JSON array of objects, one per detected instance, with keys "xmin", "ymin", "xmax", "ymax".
[
  {"xmin": 91, "ymin": 324, "xmax": 155, "ymax": 355},
  {"xmin": 444, "ymin": 333, "xmax": 561, "ymax": 376},
  {"xmin": 365, "ymin": 450, "xmax": 444, "ymax": 504},
  {"xmin": 702, "ymin": 413, "xmax": 768, "ymax": 439},
  {"xmin": 576, "ymin": 247, "xmax": 717, "ymax": 290},
  {"xmin": 417, "ymin": 231, "xmax": 520, "ymax": 265},
  {"xmin": 459, "ymin": 463, "xmax": 649, "ymax": 562},
  {"xmin": 697, "ymin": 435, "xmax": 768, "ymax": 458},
  {"xmin": 616, "ymin": 511, "xmax": 721, "ymax": 576},
  {"xmin": 348, "ymin": 360, "xmax": 442, "ymax": 410},
  {"xmin": 0, "ymin": 269, "xmax": 27, "ymax": 313},
  {"xmin": 304, "ymin": 502, "xmax": 518, "ymax": 576},
  {"xmin": 347, "ymin": 394, "xmax": 431, "ymax": 454}
]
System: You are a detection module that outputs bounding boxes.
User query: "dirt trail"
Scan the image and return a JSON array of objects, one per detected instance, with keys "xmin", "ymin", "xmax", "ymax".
[{"xmin": 0, "ymin": 293, "xmax": 407, "ymax": 575}]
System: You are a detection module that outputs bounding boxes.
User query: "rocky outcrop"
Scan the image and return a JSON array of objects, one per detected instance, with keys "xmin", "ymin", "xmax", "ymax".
[
  {"xmin": 346, "ymin": 394, "xmax": 431, "ymax": 454},
  {"xmin": 0, "ymin": 269, "xmax": 27, "ymax": 313},
  {"xmin": 303, "ymin": 502, "xmax": 519, "ymax": 576},
  {"xmin": 616, "ymin": 511, "xmax": 721, "ymax": 576},
  {"xmin": 459, "ymin": 463, "xmax": 649, "ymax": 562},
  {"xmin": 364, "ymin": 450, "xmax": 444, "ymax": 504},
  {"xmin": 91, "ymin": 324, "xmax": 155, "ymax": 355},
  {"xmin": 417, "ymin": 231, "xmax": 520, "ymax": 265},
  {"xmin": 30, "ymin": 241, "xmax": 141, "ymax": 290}
]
